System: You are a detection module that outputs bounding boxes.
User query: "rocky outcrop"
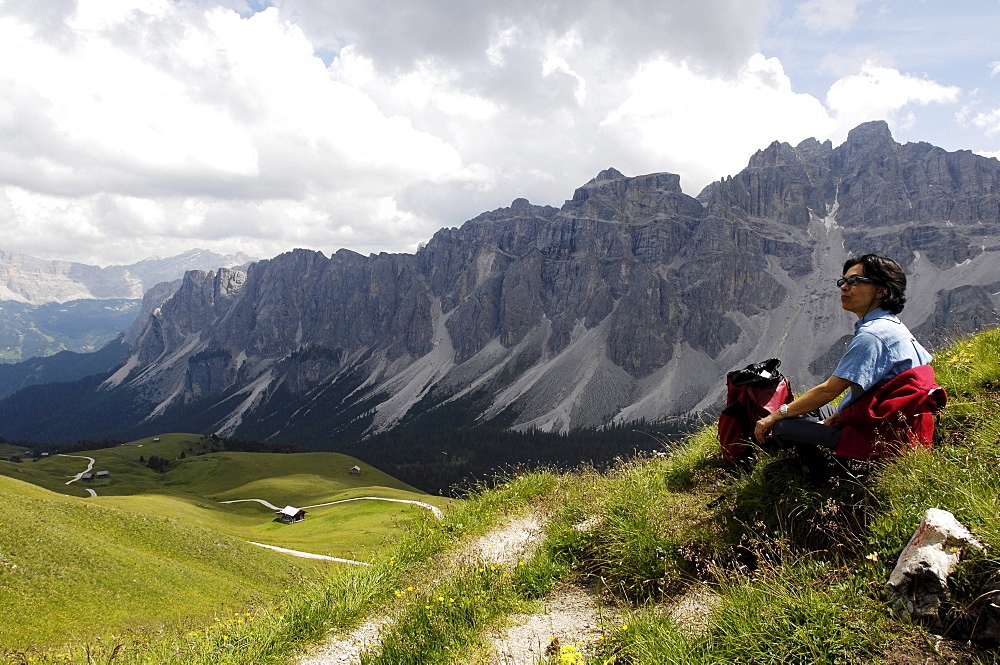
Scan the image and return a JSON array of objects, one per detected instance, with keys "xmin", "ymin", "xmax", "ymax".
[
  {"xmin": 3, "ymin": 122, "xmax": 998, "ymax": 445},
  {"xmin": 121, "ymin": 279, "xmax": 182, "ymax": 347},
  {"xmin": 885, "ymin": 508, "xmax": 984, "ymax": 620}
]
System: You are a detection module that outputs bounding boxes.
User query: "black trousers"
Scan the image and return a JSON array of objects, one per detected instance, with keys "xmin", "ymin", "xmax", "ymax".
[{"xmin": 769, "ymin": 405, "xmax": 842, "ymax": 476}]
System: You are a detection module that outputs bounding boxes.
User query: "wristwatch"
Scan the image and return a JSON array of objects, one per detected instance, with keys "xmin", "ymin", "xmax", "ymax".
[{"xmin": 779, "ymin": 404, "xmax": 789, "ymax": 417}]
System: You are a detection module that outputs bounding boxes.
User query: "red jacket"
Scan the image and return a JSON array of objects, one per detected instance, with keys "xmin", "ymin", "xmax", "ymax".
[{"xmin": 831, "ymin": 365, "xmax": 947, "ymax": 460}]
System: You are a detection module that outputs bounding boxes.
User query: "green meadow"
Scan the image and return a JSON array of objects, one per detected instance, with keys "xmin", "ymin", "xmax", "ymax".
[{"xmin": 0, "ymin": 435, "xmax": 453, "ymax": 650}]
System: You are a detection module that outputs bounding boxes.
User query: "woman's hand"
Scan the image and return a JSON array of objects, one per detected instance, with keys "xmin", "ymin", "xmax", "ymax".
[{"xmin": 754, "ymin": 412, "xmax": 781, "ymax": 443}]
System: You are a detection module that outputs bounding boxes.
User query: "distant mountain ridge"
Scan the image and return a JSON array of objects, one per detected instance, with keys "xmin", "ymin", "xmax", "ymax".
[
  {"xmin": 0, "ymin": 248, "xmax": 255, "ymax": 306},
  {"xmin": 1, "ymin": 121, "xmax": 997, "ymax": 445},
  {"xmin": 0, "ymin": 249, "xmax": 255, "ymax": 364}
]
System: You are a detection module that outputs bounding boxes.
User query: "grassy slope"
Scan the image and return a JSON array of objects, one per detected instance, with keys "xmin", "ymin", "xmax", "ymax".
[
  {"xmin": 94, "ymin": 485, "xmax": 452, "ymax": 559},
  {"xmin": 0, "ymin": 436, "xmax": 453, "ymax": 652},
  {"xmin": 166, "ymin": 451, "xmax": 419, "ymax": 498},
  {"xmin": 549, "ymin": 327, "xmax": 1000, "ymax": 664},
  {"xmin": 0, "ymin": 475, "xmax": 307, "ymax": 650}
]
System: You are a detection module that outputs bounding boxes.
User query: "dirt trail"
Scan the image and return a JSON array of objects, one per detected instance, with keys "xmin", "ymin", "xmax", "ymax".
[
  {"xmin": 304, "ymin": 497, "xmax": 445, "ymax": 520},
  {"xmin": 246, "ymin": 541, "xmax": 371, "ymax": 566},
  {"xmin": 59, "ymin": 454, "xmax": 95, "ymax": 484},
  {"xmin": 665, "ymin": 584, "xmax": 719, "ymax": 636},
  {"xmin": 220, "ymin": 496, "xmax": 444, "ymax": 519},
  {"xmin": 219, "ymin": 498, "xmax": 281, "ymax": 510},
  {"xmin": 458, "ymin": 513, "xmax": 546, "ymax": 566},
  {"xmin": 488, "ymin": 583, "xmax": 615, "ymax": 664},
  {"xmin": 297, "ymin": 514, "xmax": 546, "ymax": 665},
  {"xmin": 297, "ymin": 615, "xmax": 391, "ymax": 665}
]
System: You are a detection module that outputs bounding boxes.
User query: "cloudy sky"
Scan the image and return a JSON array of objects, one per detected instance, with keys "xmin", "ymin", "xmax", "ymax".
[{"xmin": 1, "ymin": 0, "xmax": 997, "ymax": 266}]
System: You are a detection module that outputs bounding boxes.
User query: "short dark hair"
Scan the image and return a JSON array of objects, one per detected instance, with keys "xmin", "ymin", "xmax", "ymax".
[{"xmin": 843, "ymin": 254, "xmax": 907, "ymax": 314}]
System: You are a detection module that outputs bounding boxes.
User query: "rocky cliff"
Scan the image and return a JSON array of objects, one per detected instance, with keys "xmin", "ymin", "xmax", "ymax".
[{"xmin": 3, "ymin": 122, "xmax": 998, "ymax": 444}]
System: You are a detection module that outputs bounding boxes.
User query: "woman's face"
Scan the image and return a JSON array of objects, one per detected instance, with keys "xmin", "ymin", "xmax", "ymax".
[{"xmin": 840, "ymin": 263, "xmax": 883, "ymax": 318}]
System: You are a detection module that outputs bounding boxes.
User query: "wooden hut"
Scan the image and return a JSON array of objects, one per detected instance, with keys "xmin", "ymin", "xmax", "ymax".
[{"xmin": 275, "ymin": 506, "xmax": 306, "ymax": 524}]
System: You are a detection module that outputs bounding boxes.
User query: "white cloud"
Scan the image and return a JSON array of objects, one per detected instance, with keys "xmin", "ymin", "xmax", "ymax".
[
  {"xmin": 599, "ymin": 56, "xmax": 964, "ymax": 193},
  {"xmin": 0, "ymin": 2, "xmax": 259, "ymax": 193},
  {"xmin": 792, "ymin": 0, "xmax": 875, "ymax": 33},
  {"xmin": 825, "ymin": 63, "xmax": 960, "ymax": 130},
  {"xmin": 968, "ymin": 108, "xmax": 1000, "ymax": 137},
  {"xmin": 279, "ymin": 0, "xmax": 770, "ymax": 75},
  {"xmin": 600, "ymin": 54, "xmax": 836, "ymax": 192},
  {"xmin": 0, "ymin": 1, "xmax": 489, "ymax": 264},
  {"xmin": 991, "ymin": 61, "xmax": 1000, "ymax": 76}
]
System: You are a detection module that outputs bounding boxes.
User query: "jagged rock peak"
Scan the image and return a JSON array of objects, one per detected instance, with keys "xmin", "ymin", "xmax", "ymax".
[
  {"xmin": 470, "ymin": 198, "xmax": 560, "ymax": 223},
  {"xmin": 748, "ymin": 140, "xmax": 798, "ymax": 168},
  {"xmin": 846, "ymin": 119, "xmax": 893, "ymax": 145},
  {"xmin": 587, "ymin": 167, "xmax": 628, "ymax": 184},
  {"xmin": 577, "ymin": 168, "xmax": 683, "ymax": 194},
  {"xmin": 837, "ymin": 120, "xmax": 898, "ymax": 166},
  {"xmin": 565, "ymin": 169, "xmax": 697, "ymax": 222},
  {"xmin": 796, "ymin": 136, "xmax": 833, "ymax": 152},
  {"xmin": 509, "ymin": 197, "xmax": 538, "ymax": 215}
]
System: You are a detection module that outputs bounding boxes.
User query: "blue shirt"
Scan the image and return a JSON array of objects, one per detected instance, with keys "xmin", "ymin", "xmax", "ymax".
[{"xmin": 832, "ymin": 308, "xmax": 932, "ymax": 411}]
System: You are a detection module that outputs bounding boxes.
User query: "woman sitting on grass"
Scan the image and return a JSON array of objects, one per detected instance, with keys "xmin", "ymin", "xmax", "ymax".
[{"xmin": 753, "ymin": 254, "xmax": 945, "ymax": 480}]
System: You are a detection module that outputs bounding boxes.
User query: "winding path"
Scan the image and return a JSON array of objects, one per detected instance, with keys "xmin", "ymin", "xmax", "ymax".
[
  {"xmin": 246, "ymin": 541, "xmax": 371, "ymax": 566},
  {"xmin": 221, "ymin": 496, "xmax": 443, "ymax": 566},
  {"xmin": 220, "ymin": 496, "xmax": 444, "ymax": 519},
  {"xmin": 219, "ymin": 498, "xmax": 281, "ymax": 510},
  {"xmin": 303, "ymin": 497, "xmax": 445, "ymax": 520},
  {"xmin": 59, "ymin": 454, "xmax": 95, "ymax": 485}
]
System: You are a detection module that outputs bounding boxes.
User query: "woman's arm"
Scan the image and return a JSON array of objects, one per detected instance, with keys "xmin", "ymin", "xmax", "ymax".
[{"xmin": 753, "ymin": 375, "xmax": 853, "ymax": 443}]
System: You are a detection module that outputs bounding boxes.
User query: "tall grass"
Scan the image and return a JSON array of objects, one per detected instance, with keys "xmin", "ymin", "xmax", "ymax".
[{"xmin": 598, "ymin": 560, "xmax": 895, "ymax": 665}]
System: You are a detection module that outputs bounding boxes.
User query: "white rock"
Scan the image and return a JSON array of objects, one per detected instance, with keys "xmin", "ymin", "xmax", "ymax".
[{"xmin": 885, "ymin": 508, "xmax": 984, "ymax": 618}]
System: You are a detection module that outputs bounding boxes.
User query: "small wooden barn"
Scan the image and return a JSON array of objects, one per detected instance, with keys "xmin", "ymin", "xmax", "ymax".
[
  {"xmin": 349, "ymin": 465, "xmax": 362, "ymax": 475},
  {"xmin": 275, "ymin": 505, "xmax": 306, "ymax": 524},
  {"xmin": 95, "ymin": 470, "xmax": 110, "ymax": 480},
  {"xmin": 80, "ymin": 472, "xmax": 94, "ymax": 482}
]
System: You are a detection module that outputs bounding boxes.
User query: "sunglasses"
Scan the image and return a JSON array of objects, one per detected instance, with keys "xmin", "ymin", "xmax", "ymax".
[{"xmin": 836, "ymin": 275, "xmax": 876, "ymax": 287}]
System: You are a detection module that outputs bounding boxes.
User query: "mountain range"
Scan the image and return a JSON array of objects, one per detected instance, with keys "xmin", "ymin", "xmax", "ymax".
[{"xmin": 1, "ymin": 121, "xmax": 997, "ymax": 446}]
